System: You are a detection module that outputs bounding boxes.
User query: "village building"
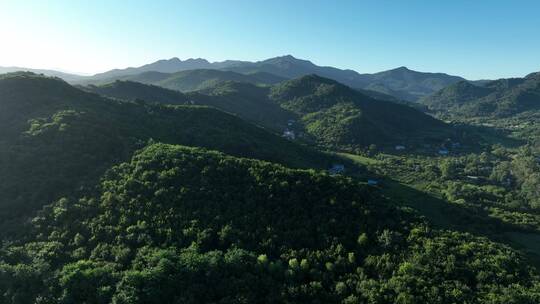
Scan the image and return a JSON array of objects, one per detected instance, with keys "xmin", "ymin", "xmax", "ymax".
[
  {"xmin": 328, "ymin": 164, "xmax": 345, "ymax": 175},
  {"xmin": 282, "ymin": 130, "xmax": 295, "ymax": 140},
  {"xmin": 438, "ymin": 149, "xmax": 449, "ymax": 156},
  {"xmin": 367, "ymin": 179, "xmax": 379, "ymax": 186}
]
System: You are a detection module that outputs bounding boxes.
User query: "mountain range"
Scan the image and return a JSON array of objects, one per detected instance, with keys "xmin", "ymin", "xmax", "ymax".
[
  {"xmin": 2, "ymin": 72, "xmax": 540, "ymax": 303},
  {"xmin": 1, "ymin": 55, "xmax": 470, "ymax": 101},
  {"xmin": 1, "ymin": 68, "xmax": 540, "ymax": 302}
]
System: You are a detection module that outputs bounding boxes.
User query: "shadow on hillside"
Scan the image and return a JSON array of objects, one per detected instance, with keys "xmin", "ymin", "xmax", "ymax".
[
  {"xmin": 381, "ymin": 123, "xmax": 525, "ymax": 158},
  {"xmin": 377, "ymin": 178, "xmax": 540, "ymax": 266}
]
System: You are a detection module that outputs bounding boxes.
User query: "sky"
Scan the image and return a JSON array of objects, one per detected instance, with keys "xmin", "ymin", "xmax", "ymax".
[{"xmin": 0, "ymin": 0, "xmax": 539, "ymax": 79}]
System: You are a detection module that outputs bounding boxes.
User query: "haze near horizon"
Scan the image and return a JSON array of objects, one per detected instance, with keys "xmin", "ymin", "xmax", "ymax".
[{"xmin": 1, "ymin": 0, "xmax": 540, "ymax": 79}]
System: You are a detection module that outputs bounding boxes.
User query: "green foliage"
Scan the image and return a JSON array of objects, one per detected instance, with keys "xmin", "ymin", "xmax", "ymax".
[
  {"xmin": 87, "ymin": 74, "xmax": 453, "ymax": 151},
  {"xmin": 270, "ymin": 75, "xmax": 452, "ymax": 150},
  {"xmin": 2, "ymin": 71, "xmax": 540, "ymax": 303},
  {"xmin": 0, "ymin": 73, "xmax": 334, "ymax": 228},
  {"xmin": 422, "ymin": 72, "xmax": 540, "ymax": 119},
  {"xmin": 84, "ymin": 80, "xmax": 190, "ymax": 104},
  {"xmin": 154, "ymin": 69, "xmax": 285, "ymax": 92},
  {"xmin": 2, "ymin": 144, "xmax": 540, "ymax": 303},
  {"xmin": 84, "ymin": 68, "xmax": 286, "ymax": 92}
]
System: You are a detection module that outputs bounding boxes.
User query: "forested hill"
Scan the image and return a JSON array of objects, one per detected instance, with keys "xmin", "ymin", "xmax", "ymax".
[
  {"xmin": 269, "ymin": 75, "xmax": 452, "ymax": 149},
  {"xmin": 79, "ymin": 68, "xmax": 287, "ymax": 91},
  {"xmin": 2, "ymin": 143, "xmax": 540, "ymax": 303},
  {"xmin": 83, "ymin": 80, "xmax": 296, "ymax": 132},
  {"xmin": 86, "ymin": 75, "xmax": 453, "ymax": 151},
  {"xmin": 0, "ymin": 72, "xmax": 337, "ymax": 225},
  {"xmin": 81, "ymin": 80, "xmax": 190, "ymax": 104},
  {"xmin": 360, "ymin": 66, "xmax": 465, "ymax": 101},
  {"xmin": 421, "ymin": 71, "xmax": 540, "ymax": 118},
  {"xmin": 154, "ymin": 69, "xmax": 286, "ymax": 92}
]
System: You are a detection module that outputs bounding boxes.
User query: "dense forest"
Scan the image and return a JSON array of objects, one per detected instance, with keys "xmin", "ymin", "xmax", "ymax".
[
  {"xmin": 421, "ymin": 72, "xmax": 540, "ymax": 119},
  {"xmin": 3, "ymin": 144, "xmax": 540, "ymax": 303},
  {"xmin": 0, "ymin": 73, "xmax": 338, "ymax": 232},
  {"xmin": 1, "ymin": 67, "xmax": 540, "ymax": 303}
]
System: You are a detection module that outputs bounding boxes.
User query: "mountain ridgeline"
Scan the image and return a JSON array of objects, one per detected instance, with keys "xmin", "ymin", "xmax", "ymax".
[{"xmin": 5, "ymin": 55, "xmax": 469, "ymax": 101}]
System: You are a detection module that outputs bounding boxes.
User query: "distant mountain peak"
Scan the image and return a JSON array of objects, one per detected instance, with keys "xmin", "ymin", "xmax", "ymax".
[
  {"xmin": 184, "ymin": 58, "xmax": 211, "ymax": 63},
  {"xmin": 280, "ymin": 54, "xmax": 297, "ymax": 60},
  {"xmin": 262, "ymin": 55, "xmax": 314, "ymax": 66},
  {"xmin": 384, "ymin": 66, "xmax": 413, "ymax": 74}
]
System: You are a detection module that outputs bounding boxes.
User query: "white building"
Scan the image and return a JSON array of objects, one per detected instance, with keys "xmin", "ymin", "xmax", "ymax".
[
  {"xmin": 282, "ymin": 130, "xmax": 295, "ymax": 140},
  {"xmin": 438, "ymin": 149, "xmax": 449, "ymax": 156}
]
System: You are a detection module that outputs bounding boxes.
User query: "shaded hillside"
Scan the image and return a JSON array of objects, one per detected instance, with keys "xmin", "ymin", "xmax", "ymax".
[
  {"xmin": 89, "ymin": 57, "xmax": 215, "ymax": 80},
  {"xmin": 363, "ymin": 66, "xmax": 465, "ymax": 101},
  {"xmin": 421, "ymin": 72, "xmax": 540, "ymax": 118},
  {"xmin": 355, "ymin": 87, "xmax": 399, "ymax": 101},
  {"xmin": 0, "ymin": 73, "xmax": 337, "ymax": 223},
  {"xmin": 83, "ymin": 80, "xmax": 294, "ymax": 131},
  {"xmin": 420, "ymin": 81, "xmax": 495, "ymax": 115},
  {"xmin": 189, "ymin": 81, "xmax": 295, "ymax": 131},
  {"xmin": 80, "ymin": 69, "xmax": 286, "ymax": 91},
  {"xmin": 83, "ymin": 80, "xmax": 190, "ymax": 104},
  {"xmin": 2, "ymin": 143, "xmax": 540, "ymax": 303},
  {"xmin": 154, "ymin": 69, "xmax": 285, "ymax": 92},
  {"xmin": 269, "ymin": 75, "xmax": 451, "ymax": 149},
  {"xmin": 87, "ymin": 75, "xmax": 452, "ymax": 150}
]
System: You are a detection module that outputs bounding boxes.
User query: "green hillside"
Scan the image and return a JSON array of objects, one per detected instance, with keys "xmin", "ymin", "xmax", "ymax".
[
  {"xmin": 83, "ymin": 80, "xmax": 190, "ymax": 104},
  {"xmin": 0, "ymin": 73, "xmax": 336, "ymax": 225},
  {"xmin": 363, "ymin": 66, "xmax": 465, "ymax": 101},
  {"xmin": 86, "ymin": 75, "xmax": 451, "ymax": 150},
  {"xmin": 87, "ymin": 74, "xmax": 452, "ymax": 150},
  {"xmin": 154, "ymin": 69, "xmax": 285, "ymax": 92},
  {"xmin": 270, "ymin": 75, "xmax": 452, "ymax": 150},
  {"xmin": 189, "ymin": 81, "xmax": 295, "ymax": 131},
  {"xmin": 2, "ymin": 143, "xmax": 540, "ymax": 303},
  {"xmin": 81, "ymin": 69, "xmax": 286, "ymax": 91},
  {"xmin": 84, "ymin": 80, "xmax": 294, "ymax": 131},
  {"xmin": 421, "ymin": 72, "xmax": 540, "ymax": 118}
]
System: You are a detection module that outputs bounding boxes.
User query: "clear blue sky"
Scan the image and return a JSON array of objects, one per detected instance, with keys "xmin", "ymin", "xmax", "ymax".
[{"xmin": 0, "ymin": 0, "xmax": 539, "ymax": 79}]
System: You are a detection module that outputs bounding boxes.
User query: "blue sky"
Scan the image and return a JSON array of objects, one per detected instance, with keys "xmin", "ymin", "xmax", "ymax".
[{"xmin": 0, "ymin": 0, "xmax": 539, "ymax": 79}]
